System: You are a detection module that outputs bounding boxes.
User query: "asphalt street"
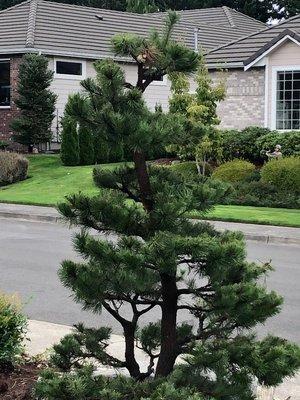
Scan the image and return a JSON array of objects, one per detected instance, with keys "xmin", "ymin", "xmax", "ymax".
[{"xmin": 0, "ymin": 217, "xmax": 299, "ymax": 343}]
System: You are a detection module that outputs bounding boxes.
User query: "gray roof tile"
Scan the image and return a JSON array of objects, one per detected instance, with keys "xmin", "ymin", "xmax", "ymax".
[
  {"xmin": 206, "ymin": 14, "xmax": 300, "ymax": 68},
  {"xmin": 0, "ymin": 0, "xmax": 265, "ymax": 59}
]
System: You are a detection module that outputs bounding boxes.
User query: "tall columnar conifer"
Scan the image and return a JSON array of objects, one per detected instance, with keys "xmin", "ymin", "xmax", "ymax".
[
  {"xmin": 60, "ymin": 116, "xmax": 79, "ymax": 166},
  {"xmin": 11, "ymin": 54, "xmax": 57, "ymax": 151},
  {"xmin": 78, "ymin": 124, "xmax": 95, "ymax": 165},
  {"xmin": 36, "ymin": 12, "xmax": 300, "ymax": 400}
]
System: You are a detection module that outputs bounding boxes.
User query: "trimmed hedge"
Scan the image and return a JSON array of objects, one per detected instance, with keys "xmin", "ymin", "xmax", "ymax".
[
  {"xmin": 0, "ymin": 152, "xmax": 29, "ymax": 186},
  {"xmin": 261, "ymin": 157, "xmax": 300, "ymax": 193},
  {"xmin": 256, "ymin": 131, "xmax": 300, "ymax": 160},
  {"xmin": 212, "ymin": 159, "xmax": 255, "ymax": 183}
]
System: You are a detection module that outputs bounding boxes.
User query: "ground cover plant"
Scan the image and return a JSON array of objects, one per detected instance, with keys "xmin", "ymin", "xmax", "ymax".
[{"xmin": 35, "ymin": 13, "xmax": 300, "ymax": 400}]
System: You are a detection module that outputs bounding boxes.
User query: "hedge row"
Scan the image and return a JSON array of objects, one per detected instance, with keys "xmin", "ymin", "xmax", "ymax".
[{"xmin": 220, "ymin": 127, "xmax": 300, "ymax": 164}]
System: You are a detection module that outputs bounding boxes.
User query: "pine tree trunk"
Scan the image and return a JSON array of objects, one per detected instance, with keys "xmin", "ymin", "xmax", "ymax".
[
  {"xmin": 133, "ymin": 150, "xmax": 153, "ymax": 212},
  {"xmin": 124, "ymin": 323, "xmax": 141, "ymax": 378},
  {"xmin": 155, "ymin": 273, "xmax": 178, "ymax": 377}
]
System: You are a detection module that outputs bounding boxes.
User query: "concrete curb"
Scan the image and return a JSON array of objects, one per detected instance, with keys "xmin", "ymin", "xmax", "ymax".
[{"xmin": 0, "ymin": 204, "xmax": 299, "ymax": 245}]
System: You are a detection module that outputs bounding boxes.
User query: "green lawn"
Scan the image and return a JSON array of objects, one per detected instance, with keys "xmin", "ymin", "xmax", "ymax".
[
  {"xmin": 0, "ymin": 155, "xmax": 299, "ymax": 227},
  {"xmin": 0, "ymin": 154, "xmax": 122, "ymax": 206},
  {"xmin": 192, "ymin": 205, "xmax": 300, "ymax": 228}
]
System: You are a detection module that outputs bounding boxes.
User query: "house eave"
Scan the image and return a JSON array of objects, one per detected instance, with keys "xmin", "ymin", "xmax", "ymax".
[
  {"xmin": 0, "ymin": 47, "xmax": 134, "ymax": 63},
  {"xmin": 207, "ymin": 61, "xmax": 244, "ymax": 70}
]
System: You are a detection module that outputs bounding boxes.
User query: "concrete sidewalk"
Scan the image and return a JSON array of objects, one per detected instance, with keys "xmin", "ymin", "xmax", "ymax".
[
  {"xmin": 1, "ymin": 203, "xmax": 299, "ymax": 245},
  {"xmin": 26, "ymin": 319, "xmax": 299, "ymax": 400}
]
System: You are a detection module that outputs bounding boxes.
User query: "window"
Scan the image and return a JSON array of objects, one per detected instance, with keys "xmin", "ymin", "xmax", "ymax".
[
  {"xmin": 0, "ymin": 60, "xmax": 10, "ymax": 107},
  {"xmin": 54, "ymin": 59, "xmax": 85, "ymax": 79},
  {"xmin": 276, "ymin": 70, "xmax": 300, "ymax": 130}
]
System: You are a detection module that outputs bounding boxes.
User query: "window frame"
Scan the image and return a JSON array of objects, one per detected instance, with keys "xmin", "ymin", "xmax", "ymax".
[
  {"xmin": 0, "ymin": 58, "xmax": 11, "ymax": 109},
  {"xmin": 271, "ymin": 65, "xmax": 300, "ymax": 131},
  {"xmin": 54, "ymin": 58, "xmax": 86, "ymax": 80}
]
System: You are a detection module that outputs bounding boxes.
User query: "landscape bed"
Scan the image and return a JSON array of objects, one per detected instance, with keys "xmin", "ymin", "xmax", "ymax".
[{"xmin": 0, "ymin": 155, "xmax": 299, "ymax": 227}]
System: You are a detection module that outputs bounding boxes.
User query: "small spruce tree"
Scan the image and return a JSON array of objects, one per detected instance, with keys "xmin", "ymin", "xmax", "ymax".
[
  {"xmin": 11, "ymin": 54, "xmax": 57, "ymax": 151},
  {"xmin": 78, "ymin": 124, "xmax": 95, "ymax": 165},
  {"xmin": 60, "ymin": 116, "xmax": 79, "ymax": 166},
  {"xmin": 36, "ymin": 12, "xmax": 300, "ymax": 400}
]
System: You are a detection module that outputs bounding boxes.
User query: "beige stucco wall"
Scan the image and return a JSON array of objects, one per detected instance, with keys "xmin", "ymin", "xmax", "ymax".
[
  {"xmin": 48, "ymin": 57, "xmax": 266, "ymax": 137},
  {"xmin": 266, "ymin": 40, "xmax": 300, "ymax": 129}
]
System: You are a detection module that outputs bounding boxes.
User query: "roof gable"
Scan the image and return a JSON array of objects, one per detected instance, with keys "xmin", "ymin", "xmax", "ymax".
[{"xmin": 206, "ymin": 13, "xmax": 300, "ymax": 68}]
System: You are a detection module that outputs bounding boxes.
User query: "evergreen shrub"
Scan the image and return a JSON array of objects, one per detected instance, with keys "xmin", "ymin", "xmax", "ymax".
[
  {"xmin": 0, "ymin": 292, "xmax": 27, "ymax": 371},
  {"xmin": 78, "ymin": 125, "xmax": 94, "ymax": 165},
  {"xmin": 212, "ymin": 159, "xmax": 255, "ymax": 183},
  {"xmin": 60, "ymin": 117, "xmax": 79, "ymax": 166},
  {"xmin": 256, "ymin": 130, "xmax": 300, "ymax": 160},
  {"xmin": 0, "ymin": 152, "xmax": 29, "ymax": 186},
  {"xmin": 261, "ymin": 157, "xmax": 300, "ymax": 193},
  {"xmin": 221, "ymin": 126, "xmax": 271, "ymax": 163}
]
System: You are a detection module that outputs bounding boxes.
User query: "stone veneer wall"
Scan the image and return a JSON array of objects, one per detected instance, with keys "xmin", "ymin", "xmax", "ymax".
[
  {"xmin": 210, "ymin": 67, "xmax": 265, "ymax": 130},
  {"xmin": 0, "ymin": 56, "xmax": 22, "ymax": 141}
]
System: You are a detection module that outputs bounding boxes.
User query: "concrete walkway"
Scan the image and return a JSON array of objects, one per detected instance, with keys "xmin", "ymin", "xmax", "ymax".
[
  {"xmin": 27, "ymin": 319, "xmax": 299, "ymax": 400},
  {"xmin": 1, "ymin": 203, "xmax": 299, "ymax": 245}
]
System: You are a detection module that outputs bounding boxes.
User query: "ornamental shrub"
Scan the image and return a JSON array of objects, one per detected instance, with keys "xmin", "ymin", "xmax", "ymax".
[
  {"xmin": 0, "ymin": 292, "xmax": 27, "ymax": 371},
  {"xmin": 169, "ymin": 161, "xmax": 213, "ymax": 177},
  {"xmin": 256, "ymin": 130, "xmax": 300, "ymax": 161},
  {"xmin": 212, "ymin": 159, "xmax": 256, "ymax": 183},
  {"xmin": 261, "ymin": 157, "xmax": 300, "ymax": 193},
  {"xmin": 78, "ymin": 124, "xmax": 94, "ymax": 165},
  {"xmin": 0, "ymin": 152, "xmax": 29, "ymax": 186},
  {"xmin": 60, "ymin": 117, "xmax": 79, "ymax": 166},
  {"xmin": 227, "ymin": 180, "xmax": 300, "ymax": 209},
  {"xmin": 221, "ymin": 126, "xmax": 271, "ymax": 163}
]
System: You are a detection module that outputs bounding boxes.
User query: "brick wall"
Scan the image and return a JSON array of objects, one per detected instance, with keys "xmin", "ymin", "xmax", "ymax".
[
  {"xmin": 0, "ymin": 57, "xmax": 22, "ymax": 141},
  {"xmin": 210, "ymin": 68, "xmax": 265, "ymax": 130}
]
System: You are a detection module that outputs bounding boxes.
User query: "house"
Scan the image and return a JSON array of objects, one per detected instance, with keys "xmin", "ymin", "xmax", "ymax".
[
  {"xmin": 0, "ymin": 0, "xmax": 273, "ymax": 142},
  {"xmin": 206, "ymin": 15, "xmax": 300, "ymax": 131}
]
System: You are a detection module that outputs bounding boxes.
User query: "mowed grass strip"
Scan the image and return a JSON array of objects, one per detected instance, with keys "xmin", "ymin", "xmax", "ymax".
[
  {"xmin": 0, "ymin": 154, "xmax": 122, "ymax": 206},
  {"xmin": 0, "ymin": 155, "xmax": 299, "ymax": 227},
  {"xmin": 192, "ymin": 205, "xmax": 300, "ymax": 228}
]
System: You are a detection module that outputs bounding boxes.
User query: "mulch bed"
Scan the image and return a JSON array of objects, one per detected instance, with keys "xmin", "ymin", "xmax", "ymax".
[{"xmin": 0, "ymin": 362, "xmax": 43, "ymax": 400}]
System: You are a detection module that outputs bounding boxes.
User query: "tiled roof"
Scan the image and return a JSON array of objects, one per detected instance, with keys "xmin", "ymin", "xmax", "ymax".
[
  {"xmin": 0, "ymin": 0, "xmax": 265, "ymax": 60},
  {"xmin": 206, "ymin": 14, "xmax": 300, "ymax": 68}
]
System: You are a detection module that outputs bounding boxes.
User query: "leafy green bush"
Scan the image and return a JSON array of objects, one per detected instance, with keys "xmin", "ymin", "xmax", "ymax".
[
  {"xmin": 261, "ymin": 157, "xmax": 300, "ymax": 193},
  {"xmin": 227, "ymin": 180, "xmax": 300, "ymax": 209},
  {"xmin": 0, "ymin": 140, "xmax": 9, "ymax": 150},
  {"xmin": 256, "ymin": 130, "xmax": 300, "ymax": 160},
  {"xmin": 212, "ymin": 159, "xmax": 256, "ymax": 183},
  {"xmin": 169, "ymin": 161, "xmax": 213, "ymax": 177},
  {"xmin": 0, "ymin": 292, "xmax": 27, "ymax": 371},
  {"xmin": 221, "ymin": 126, "xmax": 271, "ymax": 163},
  {"xmin": 0, "ymin": 152, "xmax": 29, "ymax": 186}
]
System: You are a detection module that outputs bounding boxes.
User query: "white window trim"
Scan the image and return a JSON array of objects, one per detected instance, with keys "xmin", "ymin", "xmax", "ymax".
[
  {"xmin": 271, "ymin": 65, "xmax": 300, "ymax": 131},
  {"xmin": 54, "ymin": 58, "xmax": 86, "ymax": 80},
  {"xmin": 0, "ymin": 58, "xmax": 11, "ymax": 109}
]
